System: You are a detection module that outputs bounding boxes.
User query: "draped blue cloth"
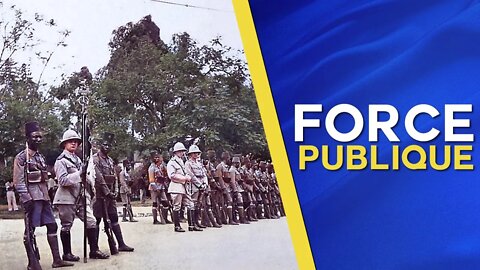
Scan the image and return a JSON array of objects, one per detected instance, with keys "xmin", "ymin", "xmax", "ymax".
[{"xmin": 249, "ymin": 1, "xmax": 480, "ymax": 269}]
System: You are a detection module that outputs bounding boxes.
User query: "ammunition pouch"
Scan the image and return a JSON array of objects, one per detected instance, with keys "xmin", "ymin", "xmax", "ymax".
[
  {"xmin": 27, "ymin": 171, "xmax": 47, "ymax": 183},
  {"xmin": 103, "ymin": 175, "xmax": 116, "ymax": 185},
  {"xmin": 155, "ymin": 176, "xmax": 167, "ymax": 183},
  {"xmin": 223, "ymin": 177, "xmax": 231, "ymax": 183}
]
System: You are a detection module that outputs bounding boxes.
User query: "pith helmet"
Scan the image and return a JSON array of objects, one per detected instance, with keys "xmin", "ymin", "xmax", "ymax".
[
  {"xmin": 187, "ymin": 145, "xmax": 202, "ymax": 155},
  {"xmin": 173, "ymin": 142, "xmax": 187, "ymax": 153},
  {"xmin": 232, "ymin": 156, "xmax": 241, "ymax": 163},
  {"xmin": 60, "ymin": 130, "xmax": 82, "ymax": 146}
]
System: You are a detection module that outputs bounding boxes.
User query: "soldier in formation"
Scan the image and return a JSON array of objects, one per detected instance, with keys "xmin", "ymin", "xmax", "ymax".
[
  {"xmin": 184, "ymin": 145, "xmax": 207, "ymax": 231},
  {"xmin": 12, "ymin": 121, "xmax": 285, "ymax": 269},
  {"xmin": 53, "ymin": 130, "xmax": 110, "ymax": 261},
  {"xmin": 119, "ymin": 159, "xmax": 138, "ymax": 222},
  {"xmin": 13, "ymin": 122, "xmax": 73, "ymax": 269},
  {"xmin": 148, "ymin": 151, "xmax": 171, "ymax": 224},
  {"xmin": 166, "ymin": 142, "xmax": 199, "ymax": 232},
  {"xmin": 92, "ymin": 132, "xmax": 134, "ymax": 253}
]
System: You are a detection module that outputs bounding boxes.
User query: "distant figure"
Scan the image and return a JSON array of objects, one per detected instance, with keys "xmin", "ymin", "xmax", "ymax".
[{"xmin": 5, "ymin": 180, "xmax": 19, "ymax": 211}]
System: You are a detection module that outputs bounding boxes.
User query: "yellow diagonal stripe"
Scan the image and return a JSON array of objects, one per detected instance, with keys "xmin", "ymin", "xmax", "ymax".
[{"xmin": 232, "ymin": 1, "xmax": 316, "ymax": 269}]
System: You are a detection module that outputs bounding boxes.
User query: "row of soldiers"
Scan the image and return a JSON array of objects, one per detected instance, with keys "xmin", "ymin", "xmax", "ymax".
[
  {"xmin": 133, "ymin": 142, "xmax": 285, "ymax": 232},
  {"xmin": 13, "ymin": 121, "xmax": 284, "ymax": 269},
  {"xmin": 13, "ymin": 122, "xmax": 133, "ymax": 270}
]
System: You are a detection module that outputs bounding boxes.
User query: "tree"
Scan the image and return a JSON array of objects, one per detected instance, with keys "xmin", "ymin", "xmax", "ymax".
[
  {"xmin": 0, "ymin": 3, "xmax": 69, "ymax": 190},
  {"xmin": 51, "ymin": 16, "xmax": 268, "ymax": 162}
]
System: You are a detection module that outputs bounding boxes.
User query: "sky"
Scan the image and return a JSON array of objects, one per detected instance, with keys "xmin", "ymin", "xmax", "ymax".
[{"xmin": 2, "ymin": 0, "xmax": 244, "ymax": 86}]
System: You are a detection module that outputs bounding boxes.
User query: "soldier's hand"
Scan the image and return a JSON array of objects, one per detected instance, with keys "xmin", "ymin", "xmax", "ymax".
[{"xmin": 107, "ymin": 192, "xmax": 116, "ymax": 200}]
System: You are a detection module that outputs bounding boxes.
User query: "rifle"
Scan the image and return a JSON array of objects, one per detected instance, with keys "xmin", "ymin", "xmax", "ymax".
[
  {"xmin": 23, "ymin": 142, "xmax": 41, "ymax": 269},
  {"xmin": 126, "ymin": 195, "xmax": 133, "ymax": 220},
  {"xmin": 78, "ymin": 75, "xmax": 91, "ymax": 263},
  {"xmin": 102, "ymin": 198, "xmax": 118, "ymax": 254}
]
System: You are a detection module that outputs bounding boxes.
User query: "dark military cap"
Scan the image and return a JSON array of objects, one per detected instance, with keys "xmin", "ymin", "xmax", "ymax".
[
  {"xmin": 25, "ymin": 121, "xmax": 41, "ymax": 137},
  {"xmin": 101, "ymin": 132, "xmax": 115, "ymax": 144}
]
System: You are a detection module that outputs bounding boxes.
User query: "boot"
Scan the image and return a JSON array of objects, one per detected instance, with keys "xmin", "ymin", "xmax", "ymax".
[
  {"xmin": 195, "ymin": 209, "xmax": 207, "ymax": 229},
  {"xmin": 270, "ymin": 204, "xmax": 279, "ymax": 219},
  {"xmin": 60, "ymin": 231, "xmax": 80, "ymax": 262},
  {"xmin": 219, "ymin": 205, "xmax": 228, "ymax": 225},
  {"xmin": 162, "ymin": 207, "xmax": 173, "ymax": 224},
  {"xmin": 226, "ymin": 207, "xmax": 239, "ymax": 225},
  {"xmin": 111, "ymin": 224, "xmax": 134, "ymax": 252},
  {"xmin": 86, "ymin": 228, "xmax": 109, "ymax": 259},
  {"xmin": 152, "ymin": 208, "xmax": 162, "ymax": 224},
  {"xmin": 188, "ymin": 210, "xmax": 203, "ymax": 231},
  {"xmin": 257, "ymin": 204, "xmax": 265, "ymax": 219},
  {"xmin": 47, "ymin": 234, "xmax": 74, "ymax": 268},
  {"xmin": 238, "ymin": 207, "xmax": 249, "ymax": 224},
  {"xmin": 264, "ymin": 204, "xmax": 272, "ymax": 219},
  {"xmin": 24, "ymin": 235, "xmax": 42, "ymax": 270},
  {"xmin": 173, "ymin": 210, "xmax": 185, "ymax": 232},
  {"xmin": 208, "ymin": 209, "xmax": 222, "ymax": 228},
  {"xmin": 232, "ymin": 208, "xmax": 239, "ymax": 224},
  {"xmin": 128, "ymin": 208, "xmax": 138, "ymax": 222},
  {"xmin": 248, "ymin": 206, "xmax": 258, "ymax": 222},
  {"xmin": 201, "ymin": 209, "xmax": 212, "ymax": 227},
  {"xmin": 279, "ymin": 203, "xmax": 286, "ymax": 217},
  {"xmin": 179, "ymin": 208, "xmax": 187, "ymax": 222},
  {"xmin": 122, "ymin": 208, "xmax": 128, "ymax": 222},
  {"xmin": 157, "ymin": 207, "xmax": 167, "ymax": 224}
]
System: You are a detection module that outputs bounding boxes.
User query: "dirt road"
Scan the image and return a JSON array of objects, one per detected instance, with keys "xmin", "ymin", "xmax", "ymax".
[{"xmin": 0, "ymin": 207, "xmax": 297, "ymax": 270}]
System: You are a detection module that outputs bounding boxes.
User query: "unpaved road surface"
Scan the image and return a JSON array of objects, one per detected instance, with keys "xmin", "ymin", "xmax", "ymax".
[{"xmin": 0, "ymin": 207, "xmax": 297, "ymax": 270}]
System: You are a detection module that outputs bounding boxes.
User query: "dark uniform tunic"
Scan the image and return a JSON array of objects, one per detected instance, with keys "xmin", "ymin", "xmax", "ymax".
[
  {"xmin": 92, "ymin": 151, "xmax": 118, "ymax": 220},
  {"xmin": 148, "ymin": 162, "xmax": 169, "ymax": 205},
  {"xmin": 13, "ymin": 149, "xmax": 55, "ymax": 227}
]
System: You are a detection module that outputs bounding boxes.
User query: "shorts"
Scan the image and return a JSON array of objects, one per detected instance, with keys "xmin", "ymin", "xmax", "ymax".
[{"xmin": 29, "ymin": 200, "xmax": 56, "ymax": 227}]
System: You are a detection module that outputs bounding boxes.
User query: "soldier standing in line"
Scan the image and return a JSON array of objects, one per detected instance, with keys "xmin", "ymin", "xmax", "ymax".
[
  {"xmin": 265, "ymin": 163, "xmax": 280, "ymax": 219},
  {"xmin": 230, "ymin": 156, "xmax": 249, "ymax": 224},
  {"xmin": 167, "ymin": 142, "xmax": 199, "ymax": 232},
  {"xmin": 253, "ymin": 162, "xmax": 266, "ymax": 219},
  {"xmin": 267, "ymin": 163, "xmax": 285, "ymax": 217},
  {"xmin": 119, "ymin": 159, "xmax": 138, "ymax": 222},
  {"xmin": 13, "ymin": 121, "xmax": 73, "ymax": 269},
  {"xmin": 258, "ymin": 161, "xmax": 276, "ymax": 219},
  {"xmin": 216, "ymin": 152, "xmax": 238, "ymax": 225},
  {"xmin": 148, "ymin": 151, "xmax": 171, "ymax": 225},
  {"xmin": 92, "ymin": 132, "xmax": 134, "ymax": 254},
  {"xmin": 184, "ymin": 145, "xmax": 207, "ymax": 230},
  {"xmin": 53, "ymin": 130, "xmax": 110, "ymax": 261},
  {"xmin": 204, "ymin": 150, "xmax": 224, "ymax": 226},
  {"xmin": 240, "ymin": 156, "xmax": 258, "ymax": 222},
  {"xmin": 201, "ymin": 153, "xmax": 222, "ymax": 228}
]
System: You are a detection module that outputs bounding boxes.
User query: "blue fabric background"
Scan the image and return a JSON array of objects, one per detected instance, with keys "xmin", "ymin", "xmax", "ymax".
[{"xmin": 249, "ymin": 1, "xmax": 480, "ymax": 269}]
